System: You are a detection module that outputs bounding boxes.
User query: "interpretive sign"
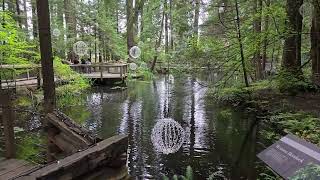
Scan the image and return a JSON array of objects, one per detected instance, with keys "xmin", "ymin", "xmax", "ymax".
[{"xmin": 258, "ymin": 134, "xmax": 320, "ymax": 179}]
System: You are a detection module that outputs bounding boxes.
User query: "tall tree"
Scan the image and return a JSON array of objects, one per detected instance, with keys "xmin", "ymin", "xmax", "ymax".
[
  {"xmin": 64, "ymin": 0, "xmax": 77, "ymax": 39},
  {"xmin": 311, "ymin": 0, "xmax": 320, "ymax": 86},
  {"xmin": 262, "ymin": 0, "xmax": 270, "ymax": 74},
  {"xmin": 126, "ymin": 0, "xmax": 135, "ymax": 56},
  {"xmin": 36, "ymin": 0, "xmax": 55, "ymax": 162},
  {"xmin": 165, "ymin": 0, "xmax": 169, "ymax": 53},
  {"xmin": 253, "ymin": 0, "xmax": 262, "ymax": 79},
  {"xmin": 193, "ymin": 0, "xmax": 200, "ymax": 43},
  {"xmin": 282, "ymin": 0, "xmax": 303, "ymax": 72}
]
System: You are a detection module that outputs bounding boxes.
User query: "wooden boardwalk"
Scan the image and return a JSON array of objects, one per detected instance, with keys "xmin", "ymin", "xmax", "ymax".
[
  {"xmin": 0, "ymin": 104, "xmax": 129, "ymax": 180},
  {"xmin": 0, "ymin": 135, "xmax": 128, "ymax": 179},
  {"xmin": 0, "ymin": 158, "xmax": 37, "ymax": 180},
  {"xmin": 0, "ymin": 63, "xmax": 128, "ymax": 89}
]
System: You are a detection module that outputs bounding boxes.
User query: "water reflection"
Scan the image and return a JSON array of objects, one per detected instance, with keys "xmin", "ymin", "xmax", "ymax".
[{"xmin": 67, "ymin": 74, "xmax": 261, "ymax": 179}]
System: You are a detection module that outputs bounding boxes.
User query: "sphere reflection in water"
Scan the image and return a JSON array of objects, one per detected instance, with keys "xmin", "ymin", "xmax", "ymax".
[{"xmin": 151, "ymin": 118, "xmax": 185, "ymax": 155}]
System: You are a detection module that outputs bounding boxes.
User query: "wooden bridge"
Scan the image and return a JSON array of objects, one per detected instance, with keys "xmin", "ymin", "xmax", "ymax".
[
  {"xmin": 0, "ymin": 91, "xmax": 129, "ymax": 179},
  {"xmin": 0, "ymin": 63, "xmax": 128, "ymax": 89}
]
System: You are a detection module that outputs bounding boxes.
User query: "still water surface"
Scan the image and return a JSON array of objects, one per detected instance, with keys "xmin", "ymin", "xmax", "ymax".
[{"xmin": 65, "ymin": 75, "xmax": 264, "ymax": 179}]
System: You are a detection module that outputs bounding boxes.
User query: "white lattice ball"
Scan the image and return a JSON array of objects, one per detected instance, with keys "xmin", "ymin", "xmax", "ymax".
[
  {"xmin": 151, "ymin": 118, "xmax": 185, "ymax": 154},
  {"xmin": 129, "ymin": 63, "xmax": 138, "ymax": 71},
  {"xmin": 129, "ymin": 46, "xmax": 141, "ymax": 59},
  {"xmin": 73, "ymin": 41, "xmax": 88, "ymax": 56},
  {"xmin": 52, "ymin": 29, "xmax": 61, "ymax": 37}
]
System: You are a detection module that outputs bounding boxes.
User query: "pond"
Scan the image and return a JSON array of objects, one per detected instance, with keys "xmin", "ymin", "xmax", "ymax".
[{"xmin": 64, "ymin": 74, "xmax": 268, "ymax": 179}]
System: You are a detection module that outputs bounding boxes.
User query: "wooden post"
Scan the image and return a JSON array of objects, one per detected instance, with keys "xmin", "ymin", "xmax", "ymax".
[
  {"xmin": 37, "ymin": 67, "xmax": 42, "ymax": 88},
  {"xmin": 100, "ymin": 65, "xmax": 103, "ymax": 81},
  {"xmin": 0, "ymin": 90, "xmax": 16, "ymax": 158},
  {"xmin": 120, "ymin": 65, "xmax": 123, "ymax": 79},
  {"xmin": 27, "ymin": 69, "xmax": 30, "ymax": 80}
]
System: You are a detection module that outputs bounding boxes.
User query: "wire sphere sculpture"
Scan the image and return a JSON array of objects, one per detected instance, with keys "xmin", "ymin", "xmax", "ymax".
[
  {"xmin": 129, "ymin": 63, "xmax": 138, "ymax": 71},
  {"xmin": 151, "ymin": 118, "xmax": 186, "ymax": 155},
  {"xmin": 73, "ymin": 41, "xmax": 88, "ymax": 56},
  {"xmin": 140, "ymin": 62, "xmax": 147, "ymax": 69},
  {"xmin": 52, "ymin": 29, "xmax": 61, "ymax": 37},
  {"xmin": 129, "ymin": 46, "xmax": 141, "ymax": 59},
  {"xmin": 299, "ymin": 3, "xmax": 314, "ymax": 18}
]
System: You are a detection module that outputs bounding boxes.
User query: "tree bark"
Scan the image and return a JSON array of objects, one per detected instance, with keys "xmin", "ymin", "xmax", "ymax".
[
  {"xmin": 282, "ymin": 0, "xmax": 303, "ymax": 72},
  {"xmin": 235, "ymin": 0, "xmax": 249, "ymax": 87},
  {"xmin": 169, "ymin": 0, "xmax": 174, "ymax": 50},
  {"xmin": 126, "ymin": 0, "xmax": 135, "ymax": 55},
  {"xmin": 23, "ymin": 0, "xmax": 28, "ymax": 35},
  {"xmin": 31, "ymin": 0, "xmax": 38, "ymax": 39},
  {"xmin": 262, "ymin": 0, "xmax": 270, "ymax": 74},
  {"xmin": 311, "ymin": 0, "xmax": 320, "ymax": 86},
  {"xmin": 36, "ymin": 0, "xmax": 55, "ymax": 113},
  {"xmin": 64, "ymin": 0, "xmax": 77, "ymax": 39},
  {"xmin": 150, "ymin": 6, "xmax": 166, "ymax": 71},
  {"xmin": 165, "ymin": 0, "xmax": 169, "ymax": 53},
  {"xmin": 253, "ymin": 0, "xmax": 262, "ymax": 79},
  {"xmin": 193, "ymin": 0, "xmax": 200, "ymax": 43},
  {"xmin": 36, "ymin": 0, "xmax": 56, "ymax": 162}
]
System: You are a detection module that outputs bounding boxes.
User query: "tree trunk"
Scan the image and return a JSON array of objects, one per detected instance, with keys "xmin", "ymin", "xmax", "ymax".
[
  {"xmin": 282, "ymin": 0, "xmax": 303, "ymax": 72},
  {"xmin": 235, "ymin": 0, "xmax": 249, "ymax": 87},
  {"xmin": 169, "ymin": 0, "xmax": 174, "ymax": 50},
  {"xmin": 311, "ymin": 0, "xmax": 320, "ymax": 86},
  {"xmin": 150, "ymin": 7, "xmax": 165, "ymax": 71},
  {"xmin": 126, "ymin": 0, "xmax": 135, "ymax": 56},
  {"xmin": 193, "ymin": 0, "xmax": 200, "ymax": 43},
  {"xmin": 64, "ymin": 0, "xmax": 76, "ymax": 39},
  {"xmin": 36, "ymin": 0, "xmax": 55, "ymax": 113},
  {"xmin": 23, "ymin": 0, "xmax": 28, "ymax": 36},
  {"xmin": 262, "ymin": 0, "xmax": 270, "ymax": 74},
  {"xmin": 15, "ymin": 0, "xmax": 22, "ymax": 28},
  {"xmin": 253, "ymin": 0, "xmax": 262, "ymax": 80},
  {"xmin": 165, "ymin": 0, "xmax": 169, "ymax": 53},
  {"xmin": 36, "ymin": 0, "xmax": 56, "ymax": 162},
  {"xmin": 31, "ymin": 0, "xmax": 38, "ymax": 39}
]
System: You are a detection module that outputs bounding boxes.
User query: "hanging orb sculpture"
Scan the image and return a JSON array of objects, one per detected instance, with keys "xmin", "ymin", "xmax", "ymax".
[
  {"xmin": 151, "ymin": 118, "xmax": 186, "ymax": 155},
  {"xmin": 73, "ymin": 41, "xmax": 88, "ymax": 56},
  {"xmin": 129, "ymin": 46, "xmax": 141, "ymax": 59},
  {"xmin": 299, "ymin": 3, "xmax": 314, "ymax": 18},
  {"xmin": 129, "ymin": 63, "xmax": 138, "ymax": 71},
  {"xmin": 52, "ymin": 29, "xmax": 61, "ymax": 37}
]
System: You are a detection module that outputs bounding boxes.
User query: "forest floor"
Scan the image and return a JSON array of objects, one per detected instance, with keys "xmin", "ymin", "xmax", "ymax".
[{"xmin": 252, "ymin": 89, "xmax": 320, "ymax": 117}]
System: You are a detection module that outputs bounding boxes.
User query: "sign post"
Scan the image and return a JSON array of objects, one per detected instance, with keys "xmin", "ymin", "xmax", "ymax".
[{"xmin": 258, "ymin": 134, "xmax": 320, "ymax": 179}]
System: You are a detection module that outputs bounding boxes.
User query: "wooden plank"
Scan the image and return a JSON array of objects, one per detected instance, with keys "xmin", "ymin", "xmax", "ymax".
[
  {"xmin": 0, "ymin": 162, "xmax": 36, "ymax": 180},
  {"xmin": 47, "ymin": 113, "xmax": 93, "ymax": 148},
  {"xmin": 17, "ymin": 135, "xmax": 128, "ymax": 180},
  {"xmin": 0, "ymin": 159, "xmax": 29, "ymax": 175}
]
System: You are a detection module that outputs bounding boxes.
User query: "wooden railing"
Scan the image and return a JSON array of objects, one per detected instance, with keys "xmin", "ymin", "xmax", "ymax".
[
  {"xmin": 0, "ymin": 63, "xmax": 128, "ymax": 89},
  {"xmin": 69, "ymin": 63, "xmax": 128, "ymax": 79},
  {"xmin": 0, "ymin": 64, "xmax": 42, "ymax": 89}
]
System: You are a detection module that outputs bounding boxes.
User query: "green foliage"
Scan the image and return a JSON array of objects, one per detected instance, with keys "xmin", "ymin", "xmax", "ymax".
[
  {"xmin": 290, "ymin": 163, "xmax": 320, "ymax": 180},
  {"xmin": 0, "ymin": 12, "xmax": 39, "ymax": 65},
  {"xmin": 16, "ymin": 132, "xmax": 46, "ymax": 164},
  {"xmin": 271, "ymin": 112, "xmax": 320, "ymax": 145},
  {"xmin": 53, "ymin": 57, "xmax": 90, "ymax": 107},
  {"xmin": 275, "ymin": 70, "xmax": 317, "ymax": 94},
  {"xmin": 162, "ymin": 166, "xmax": 194, "ymax": 180},
  {"xmin": 208, "ymin": 86, "xmax": 250, "ymax": 105}
]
